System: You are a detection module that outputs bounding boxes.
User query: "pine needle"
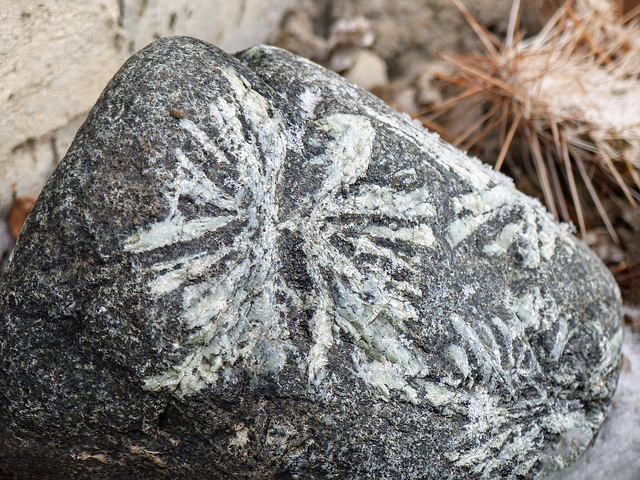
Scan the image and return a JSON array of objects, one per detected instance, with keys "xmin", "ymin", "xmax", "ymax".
[
  {"xmin": 495, "ymin": 109, "xmax": 522, "ymax": 171},
  {"xmin": 422, "ymin": 0, "xmax": 640, "ymax": 244},
  {"xmin": 575, "ymin": 156, "xmax": 621, "ymax": 245},
  {"xmin": 563, "ymin": 137, "xmax": 588, "ymax": 239},
  {"xmin": 452, "ymin": 0, "xmax": 502, "ymax": 61}
]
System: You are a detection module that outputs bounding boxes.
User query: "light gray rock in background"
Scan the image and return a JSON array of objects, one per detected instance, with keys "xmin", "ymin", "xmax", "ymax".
[
  {"xmin": 0, "ymin": 1, "xmax": 126, "ymax": 251},
  {"xmin": 343, "ymin": 50, "xmax": 389, "ymax": 90},
  {"xmin": 120, "ymin": 0, "xmax": 297, "ymax": 54},
  {"xmin": 0, "ymin": 37, "xmax": 623, "ymax": 479}
]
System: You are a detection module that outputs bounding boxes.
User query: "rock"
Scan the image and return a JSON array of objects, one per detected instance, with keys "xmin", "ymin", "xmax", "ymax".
[
  {"xmin": 0, "ymin": 0, "xmax": 301, "ymax": 276},
  {"xmin": 121, "ymin": 0, "xmax": 298, "ymax": 55},
  {"xmin": 272, "ymin": 7, "xmax": 328, "ymax": 60},
  {"xmin": 543, "ymin": 325, "xmax": 640, "ymax": 480},
  {"xmin": 343, "ymin": 49, "xmax": 389, "ymax": 91},
  {"xmin": 0, "ymin": 0, "xmax": 126, "ymax": 239},
  {"xmin": 0, "ymin": 36, "xmax": 623, "ymax": 479},
  {"xmin": 0, "ymin": 221, "xmax": 14, "ymax": 272}
]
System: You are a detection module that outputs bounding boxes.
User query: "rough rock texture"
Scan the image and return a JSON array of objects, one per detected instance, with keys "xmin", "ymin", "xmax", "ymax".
[
  {"xmin": 0, "ymin": 37, "xmax": 623, "ymax": 479},
  {"xmin": 545, "ymin": 325, "xmax": 640, "ymax": 480},
  {"xmin": 0, "ymin": 0, "xmax": 298, "ymax": 269}
]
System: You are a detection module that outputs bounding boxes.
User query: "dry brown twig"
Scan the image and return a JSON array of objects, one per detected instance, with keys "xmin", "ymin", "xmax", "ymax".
[{"xmin": 421, "ymin": 0, "xmax": 640, "ymax": 246}]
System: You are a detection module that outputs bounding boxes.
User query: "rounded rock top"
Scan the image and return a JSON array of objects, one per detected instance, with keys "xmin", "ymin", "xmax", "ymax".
[{"xmin": 0, "ymin": 36, "xmax": 623, "ymax": 479}]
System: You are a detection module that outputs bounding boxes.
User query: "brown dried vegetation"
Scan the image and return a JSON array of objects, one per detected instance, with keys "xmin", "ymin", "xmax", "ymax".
[
  {"xmin": 8, "ymin": 190, "xmax": 37, "ymax": 240},
  {"xmin": 420, "ymin": 0, "xmax": 640, "ymax": 305}
]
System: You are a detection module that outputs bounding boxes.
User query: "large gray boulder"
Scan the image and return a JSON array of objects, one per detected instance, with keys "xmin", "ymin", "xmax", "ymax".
[{"xmin": 0, "ymin": 37, "xmax": 623, "ymax": 479}]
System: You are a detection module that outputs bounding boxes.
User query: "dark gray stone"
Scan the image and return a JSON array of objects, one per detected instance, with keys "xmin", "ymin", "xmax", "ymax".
[{"xmin": 0, "ymin": 36, "xmax": 623, "ymax": 479}]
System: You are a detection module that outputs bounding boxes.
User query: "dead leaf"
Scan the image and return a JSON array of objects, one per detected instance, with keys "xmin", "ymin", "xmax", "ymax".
[{"xmin": 8, "ymin": 195, "xmax": 37, "ymax": 239}]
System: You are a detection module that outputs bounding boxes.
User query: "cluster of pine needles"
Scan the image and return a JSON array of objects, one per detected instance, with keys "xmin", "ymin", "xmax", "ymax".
[{"xmin": 420, "ymin": 0, "xmax": 640, "ymax": 250}]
